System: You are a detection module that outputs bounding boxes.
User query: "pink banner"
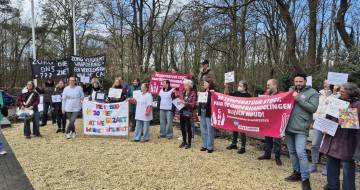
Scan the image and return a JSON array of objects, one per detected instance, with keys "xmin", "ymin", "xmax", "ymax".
[
  {"xmin": 150, "ymin": 72, "xmax": 192, "ymax": 95},
  {"xmin": 211, "ymin": 92, "xmax": 295, "ymax": 138}
]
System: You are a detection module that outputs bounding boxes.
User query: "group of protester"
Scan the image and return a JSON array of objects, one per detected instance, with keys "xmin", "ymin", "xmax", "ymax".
[{"xmin": 0, "ymin": 59, "xmax": 359, "ymax": 190}]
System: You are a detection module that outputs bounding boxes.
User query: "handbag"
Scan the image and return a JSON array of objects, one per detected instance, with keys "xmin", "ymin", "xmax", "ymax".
[{"xmin": 16, "ymin": 93, "xmax": 35, "ymax": 119}]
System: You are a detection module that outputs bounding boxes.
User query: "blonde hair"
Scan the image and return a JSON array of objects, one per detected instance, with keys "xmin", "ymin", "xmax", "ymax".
[
  {"xmin": 112, "ymin": 78, "xmax": 121, "ymax": 88},
  {"xmin": 183, "ymin": 79, "xmax": 193, "ymax": 88}
]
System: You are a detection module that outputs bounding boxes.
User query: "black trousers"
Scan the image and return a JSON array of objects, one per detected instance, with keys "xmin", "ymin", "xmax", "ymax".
[
  {"xmin": 42, "ymin": 102, "xmax": 56, "ymax": 125},
  {"xmin": 231, "ymin": 131, "xmax": 246, "ymax": 149},
  {"xmin": 180, "ymin": 115, "xmax": 192, "ymax": 145}
]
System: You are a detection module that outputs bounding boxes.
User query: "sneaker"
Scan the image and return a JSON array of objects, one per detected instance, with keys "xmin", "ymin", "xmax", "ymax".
[
  {"xmin": 226, "ymin": 144, "xmax": 238, "ymax": 150},
  {"xmin": 237, "ymin": 148, "xmax": 246, "ymax": 154},
  {"xmin": 185, "ymin": 145, "xmax": 191, "ymax": 149},
  {"xmin": 258, "ymin": 154, "xmax": 271, "ymax": 160},
  {"xmin": 71, "ymin": 132, "xmax": 76, "ymax": 139},
  {"xmin": 0, "ymin": 150, "xmax": 7, "ymax": 155},
  {"xmin": 66, "ymin": 132, "xmax": 72, "ymax": 139},
  {"xmin": 285, "ymin": 171, "xmax": 301, "ymax": 182},
  {"xmin": 275, "ymin": 158, "xmax": 283, "ymax": 166},
  {"xmin": 25, "ymin": 136, "xmax": 31, "ymax": 139},
  {"xmin": 200, "ymin": 147, "xmax": 207, "ymax": 151},
  {"xmin": 322, "ymin": 165, "xmax": 327, "ymax": 176},
  {"xmin": 62, "ymin": 129, "xmax": 66, "ymax": 133},
  {"xmin": 56, "ymin": 129, "xmax": 62, "ymax": 133},
  {"xmin": 207, "ymin": 149, "xmax": 214, "ymax": 153},
  {"xmin": 309, "ymin": 164, "xmax": 318, "ymax": 173},
  {"xmin": 179, "ymin": 142, "xmax": 187, "ymax": 148},
  {"xmin": 53, "ymin": 124, "xmax": 57, "ymax": 128},
  {"xmin": 301, "ymin": 179, "xmax": 311, "ymax": 190},
  {"xmin": 34, "ymin": 134, "xmax": 42, "ymax": 138}
]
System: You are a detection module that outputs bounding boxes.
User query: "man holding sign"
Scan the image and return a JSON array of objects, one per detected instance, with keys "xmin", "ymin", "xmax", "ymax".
[{"xmin": 284, "ymin": 74, "xmax": 319, "ymax": 190}]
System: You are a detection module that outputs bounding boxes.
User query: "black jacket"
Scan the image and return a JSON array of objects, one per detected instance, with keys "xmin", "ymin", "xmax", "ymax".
[{"xmin": 198, "ymin": 91, "xmax": 212, "ymax": 117}]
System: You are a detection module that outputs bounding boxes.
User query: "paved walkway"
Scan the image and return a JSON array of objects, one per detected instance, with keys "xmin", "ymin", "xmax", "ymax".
[{"xmin": 0, "ymin": 131, "xmax": 33, "ymax": 190}]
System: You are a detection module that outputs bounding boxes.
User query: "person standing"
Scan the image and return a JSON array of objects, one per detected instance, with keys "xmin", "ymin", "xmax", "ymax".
[
  {"xmin": 258, "ymin": 79, "xmax": 283, "ymax": 166},
  {"xmin": 62, "ymin": 77, "xmax": 84, "ymax": 139},
  {"xmin": 199, "ymin": 79, "xmax": 215, "ymax": 153},
  {"xmin": 198, "ymin": 60, "xmax": 216, "ymax": 85},
  {"xmin": 284, "ymin": 74, "xmax": 319, "ymax": 190},
  {"xmin": 129, "ymin": 78, "xmax": 141, "ymax": 132},
  {"xmin": 321, "ymin": 83, "xmax": 360, "ymax": 190},
  {"xmin": 309, "ymin": 80, "xmax": 332, "ymax": 173},
  {"xmin": 225, "ymin": 80, "xmax": 251, "ymax": 154},
  {"xmin": 89, "ymin": 78, "xmax": 103, "ymax": 101},
  {"xmin": 53, "ymin": 80, "xmax": 67, "ymax": 133},
  {"xmin": 131, "ymin": 83, "xmax": 153, "ymax": 142},
  {"xmin": 107, "ymin": 78, "xmax": 128, "ymax": 103},
  {"xmin": 17, "ymin": 81, "xmax": 41, "ymax": 139},
  {"xmin": 158, "ymin": 80, "xmax": 175, "ymax": 139},
  {"xmin": 37, "ymin": 79, "xmax": 56, "ymax": 127},
  {"xmin": 178, "ymin": 79, "xmax": 197, "ymax": 149},
  {"xmin": 0, "ymin": 91, "xmax": 7, "ymax": 155}
]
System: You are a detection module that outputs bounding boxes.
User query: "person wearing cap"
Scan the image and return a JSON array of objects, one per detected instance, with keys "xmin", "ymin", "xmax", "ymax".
[{"xmin": 198, "ymin": 60, "xmax": 216, "ymax": 85}]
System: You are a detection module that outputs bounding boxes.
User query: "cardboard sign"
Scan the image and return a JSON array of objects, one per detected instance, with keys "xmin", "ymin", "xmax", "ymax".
[
  {"xmin": 51, "ymin": 95, "xmax": 62, "ymax": 103},
  {"xmin": 313, "ymin": 117, "xmax": 339, "ymax": 136},
  {"xmin": 108, "ymin": 88, "xmax": 123, "ymax": 99},
  {"xmin": 339, "ymin": 108, "xmax": 359, "ymax": 129},
  {"xmin": 306, "ymin": 76, "xmax": 312, "ymax": 87},
  {"xmin": 198, "ymin": 92, "xmax": 209, "ymax": 103},
  {"xmin": 172, "ymin": 98, "xmax": 185, "ymax": 111},
  {"xmin": 327, "ymin": 72, "xmax": 348, "ymax": 85},
  {"xmin": 325, "ymin": 98, "xmax": 350, "ymax": 118},
  {"xmin": 83, "ymin": 100, "xmax": 129, "ymax": 136},
  {"xmin": 225, "ymin": 71, "xmax": 235, "ymax": 84}
]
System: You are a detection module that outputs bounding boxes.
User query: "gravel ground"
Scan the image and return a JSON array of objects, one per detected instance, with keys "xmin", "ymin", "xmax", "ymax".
[{"xmin": 2, "ymin": 121, "xmax": 359, "ymax": 190}]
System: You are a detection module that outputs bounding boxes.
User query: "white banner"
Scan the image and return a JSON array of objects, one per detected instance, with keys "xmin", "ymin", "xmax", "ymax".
[{"xmin": 83, "ymin": 100, "xmax": 129, "ymax": 136}]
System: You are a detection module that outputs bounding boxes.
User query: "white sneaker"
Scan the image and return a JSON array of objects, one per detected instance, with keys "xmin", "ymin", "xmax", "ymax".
[
  {"xmin": 0, "ymin": 150, "xmax": 7, "ymax": 155},
  {"xmin": 53, "ymin": 124, "xmax": 57, "ymax": 128},
  {"xmin": 66, "ymin": 132, "xmax": 72, "ymax": 139},
  {"xmin": 71, "ymin": 132, "xmax": 76, "ymax": 139}
]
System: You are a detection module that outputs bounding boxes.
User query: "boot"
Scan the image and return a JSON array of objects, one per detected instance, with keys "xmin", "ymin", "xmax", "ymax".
[
  {"xmin": 301, "ymin": 179, "xmax": 311, "ymax": 190},
  {"xmin": 285, "ymin": 171, "xmax": 301, "ymax": 182}
]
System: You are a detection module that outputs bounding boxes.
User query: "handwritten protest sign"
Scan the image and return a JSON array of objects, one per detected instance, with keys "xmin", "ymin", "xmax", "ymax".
[
  {"xmin": 313, "ymin": 117, "xmax": 339, "ymax": 136},
  {"xmin": 225, "ymin": 71, "xmax": 235, "ymax": 84},
  {"xmin": 71, "ymin": 55, "xmax": 106, "ymax": 78},
  {"xmin": 306, "ymin": 76, "xmax": 312, "ymax": 86},
  {"xmin": 132, "ymin": 90, "xmax": 141, "ymax": 100},
  {"xmin": 51, "ymin": 95, "xmax": 62, "ymax": 103},
  {"xmin": 83, "ymin": 100, "xmax": 129, "ymax": 136},
  {"xmin": 172, "ymin": 98, "xmax": 185, "ymax": 111},
  {"xmin": 198, "ymin": 92, "xmax": 208, "ymax": 103},
  {"xmin": 327, "ymin": 72, "xmax": 348, "ymax": 85},
  {"xmin": 325, "ymin": 97, "xmax": 350, "ymax": 118},
  {"xmin": 339, "ymin": 108, "xmax": 359, "ymax": 129},
  {"xmin": 211, "ymin": 92, "xmax": 295, "ymax": 138},
  {"xmin": 31, "ymin": 59, "xmax": 69, "ymax": 79},
  {"xmin": 150, "ymin": 72, "xmax": 192, "ymax": 95},
  {"xmin": 108, "ymin": 88, "xmax": 122, "ymax": 99}
]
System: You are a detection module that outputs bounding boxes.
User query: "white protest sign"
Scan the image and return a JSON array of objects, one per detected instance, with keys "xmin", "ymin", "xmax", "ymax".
[
  {"xmin": 325, "ymin": 97, "xmax": 350, "ymax": 118},
  {"xmin": 132, "ymin": 90, "xmax": 141, "ymax": 100},
  {"xmin": 96, "ymin": 92, "xmax": 105, "ymax": 100},
  {"xmin": 51, "ymin": 95, "xmax": 62, "ymax": 103},
  {"xmin": 172, "ymin": 98, "xmax": 185, "ymax": 111},
  {"xmin": 306, "ymin": 76, "xmax": 312, "ymax": 87},
  {"xmin": 198, "ymin": 92, "xmax": 208, "ymax": 103},
  {"xmin": 38, "ymin": 95, "xmax": 44, "ymax": 112},
  {"xmin": 327, "ymin": 72, "xmax": 348, "ymax": 85},
  {"xmin": 108, "ymin": 88, "xmax": 122, "ymax": 99},
  {"xmin": 83, "ymin": 100, "xmax": 129, "ymax": 136},
  {"xmin": 313, "ymin": 117, "xmax": 338, "ymax": 136},
  {"xmin": 225, "ymin": 71, "xmax": 235, "ymax": 84},
  {"xmin": 80, "ymin": 76, "xmax": 90, "ymax": 84}
]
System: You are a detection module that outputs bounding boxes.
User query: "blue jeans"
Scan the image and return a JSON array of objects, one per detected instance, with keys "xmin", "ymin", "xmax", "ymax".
[
  {"xmin": 134, "ymin": 120, "xmax": 150, "ymax": 141},
  {"xmin": 326, "ymin": 156, "xmax": 356, "ymax": 190},
  {"xmin": 0, "ymin": 130, "xmax": 4, "ymax": 151},
  {"xmin": 200, "ymin": 112, "xmax": 214, "ymax": 150},
  {"xmin": 285, "ymin": 132, "xmax": 310, "ymax": 181},
  {"xmin": 192, "ymin": 122, "xmax": 195, "ymax": 138},
  {"xmin": 311, "ymin": 129, "xmax": 323, "ymax": 164},
  {"xmin": 24, "ymin": 110, "xmax": 40, "ymax": 136},
  {"xmin": 159, "ymin": 110, "xmax": 173, "ymax": 138}
]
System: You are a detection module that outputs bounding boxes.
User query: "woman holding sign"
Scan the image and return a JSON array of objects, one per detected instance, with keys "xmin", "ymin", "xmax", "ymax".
[
  {"xmin": 224, "ymin": 80, "xmax": 251, "ymax": 154},
  {"xmin": 53, "ymin": 80, "xmax": 66, "ymax": 133},
  {"xmin": 320, "ymin": 83, "xmax": 360, "ymax": 190},
  {"xmin": 89, "ymin": 78, "xmax": 104, "ymax": 102},
  {"xmin": 107, "ymin": 78, "xmax": 128, "ymax": 103},
  {"xmin": 130, "ymin": 83, "xmax": 153, "ymax": 142},
  {"xmin": 178, "ymin": 79, "xmax": 197, "ymax": 149},
  {"xmin": 198, "ymin": 79, "xmax": 215, "ymax": 153},
  {"xmin": 62, "ymin": 77, "xmax": 84, "ymax": 139}
]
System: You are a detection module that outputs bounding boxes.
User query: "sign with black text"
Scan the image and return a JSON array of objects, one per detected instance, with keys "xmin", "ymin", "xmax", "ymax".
[{"xmin": 31, "ymin": 59, "xmax": 69, "ymax": 79}]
